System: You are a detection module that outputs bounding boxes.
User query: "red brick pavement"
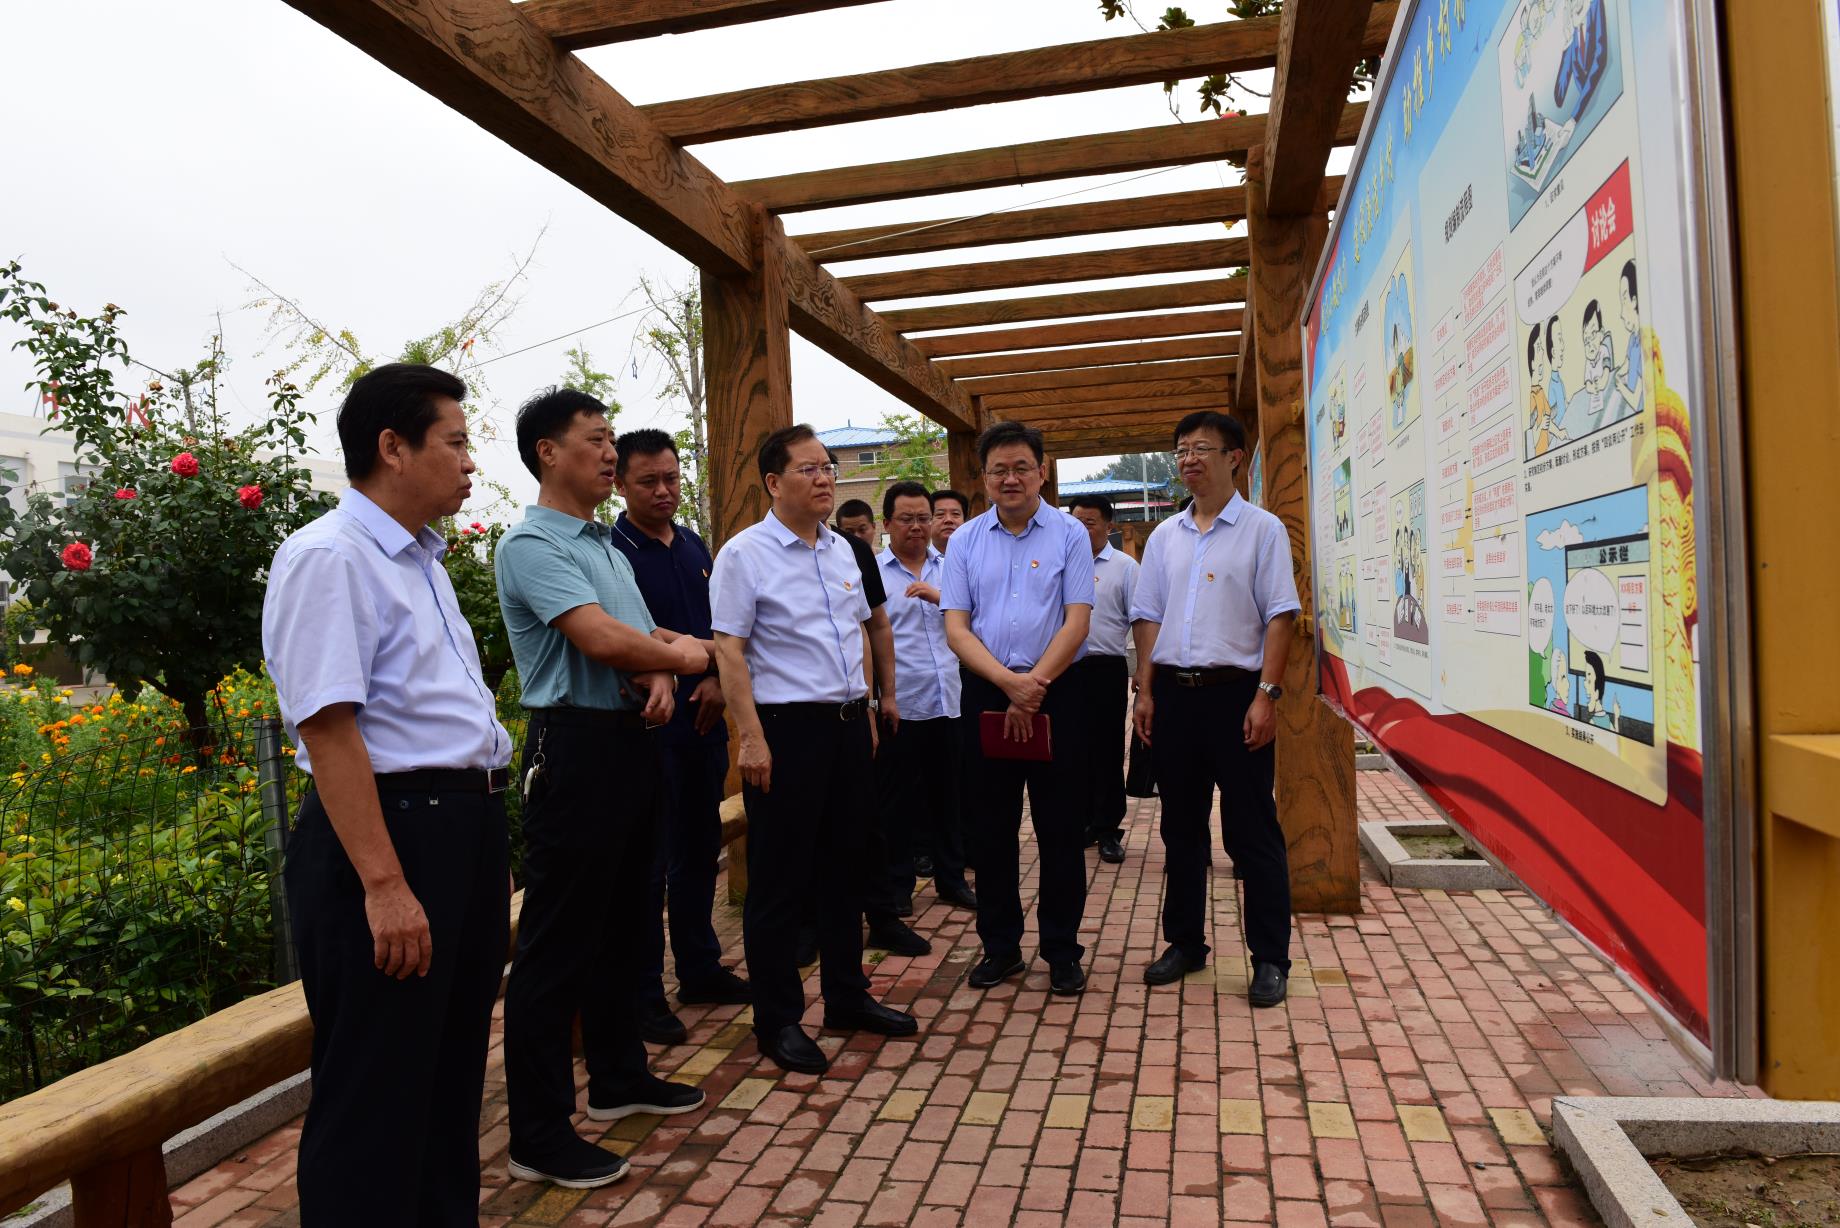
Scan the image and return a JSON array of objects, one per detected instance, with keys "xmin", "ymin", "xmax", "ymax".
[{"xmin": 169, "ymin": 771, "xmax": 1759, "ymax": 1226}]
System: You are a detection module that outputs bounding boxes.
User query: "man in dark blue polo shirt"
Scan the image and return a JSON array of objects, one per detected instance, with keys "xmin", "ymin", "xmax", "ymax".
[{"xmin": 611, "ymin": 430, "xmax": 751, "ymax": 1046}]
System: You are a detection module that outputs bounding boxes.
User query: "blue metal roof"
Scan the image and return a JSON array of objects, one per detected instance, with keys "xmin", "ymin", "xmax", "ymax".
[
  {"xmin": 817, "ymin": 424, "xmax": 902, "ymax": 447},
  {"xmin": 1058, "ymin": 477, "xmax": 1172, "ymax": 498}
]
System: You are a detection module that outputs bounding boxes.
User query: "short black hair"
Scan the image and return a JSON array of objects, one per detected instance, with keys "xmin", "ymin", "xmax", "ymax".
[
  {"xmin": 1546, "ymin": 314, "xmax": 1560, "ymax": 362},
  {"xmin": 1582, "ymin": 299, "xmax": 1602, "ymax": 332},
  {"xmin": 929, "ymin": 489, "xmax": 970, "ymax": 516},
  {"xmin": 1585, "ymin": 649, "xmax": 1607, "ymax": 699},
  {"xmin": 515, "ymin": 386, "xmax": 609, "ymax": 479},
  {"xmin": 338, "ymin": 363, "xmax": 466, "ymax": 480},
  {"xmin": 976, "ymin": 420, "xmax": 1044, "ymax": 466},
  {"xmin": 1620, "ymin": 259, "xmax": 1639, "ymax": 306},
  {"xmin": 1172, "ymin": 410, "xmax": 1247, "ymax": 451},
  {"xmin": 882, "ymin": 480, "xmax": 930, "ymax": 521},
  {"xmin": 757, "ymin": 423, "xmax": 820, "ymax": 484},
  {"xmin": 614, "ymin": 428, "xmax": 678, "ymax": 478},
  {"xmin": 1067, "ymin": 493, "xmax": 1115, "ymax": 520},
  {"xmin": 1527, "ymin": 323, "xmax": 1541, "ymax": 375},
  {"xmin": 835, "ymin": 499, "xmax": 874, "ymax": 524}
]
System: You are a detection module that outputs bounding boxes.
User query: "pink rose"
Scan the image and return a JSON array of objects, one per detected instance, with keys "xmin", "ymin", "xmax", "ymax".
[
  {"xmin": 113, "ymin": 488, "xmax": 137, "ymax": 500},
  {"xmin": 170, "ymin": 452, "xmax": 199, "ymax": 477},
  {"xmin": 237, "ymin": 484, "xmax": 264, "ymax": 510},
  {"xmin": 60, "ymin": 542, "xmax": 93, "ymax": 571}
]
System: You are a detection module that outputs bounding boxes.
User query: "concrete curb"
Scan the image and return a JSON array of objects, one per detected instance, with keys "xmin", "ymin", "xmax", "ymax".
[
  {"xmin": 1552, "ymin": 1095, "xmax": 1840, "ymax": 1228},
  {"xmin": 1357, "ymin": 818, "xmax": 1512, "ymax": 891},
  {"xmin": 11, "ymin": 1072, "xmax": 311, "ymax": 1228}
]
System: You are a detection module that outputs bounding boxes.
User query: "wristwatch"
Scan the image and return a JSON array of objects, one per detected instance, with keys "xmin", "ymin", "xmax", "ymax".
[{"xmin": 1257, "ymin": 682, "xmax": 1283, "ymax": 701}]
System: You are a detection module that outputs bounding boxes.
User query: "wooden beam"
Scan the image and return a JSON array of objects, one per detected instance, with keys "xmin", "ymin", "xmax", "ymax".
[
  {"xmin": 1245, "ymin": 144, "xmax": 1356, "ymax": 912},
  {"xmin": 1007, "ymin": 404, "xmax": 1198, "ymax": 431},
  {"xmin": 840, "ymin": 238, "xmax": 1247, "ymax": 302},
  {"xmin": 518, "ymin": 0, "xmax": 892, "ymax": 48},
  {"xmin": 285, "ymin": 0, "xmax": 969, "ymax": 429},
  {"xmin": 912, "ymin": 309, "xmax": 1243, "ymax": 358},
  {"xmin": 884, "ymin": 276, "xmax": 1245, "ymax": 333},
  {"xmin": 1263, "ymin": 0, "xmax": 1377, "ymax": 215},
  {"xmin": 1045, "ymin": 429, "xmax": 1183, "ymax": 460},
  {"xmin": 283, "ymin": 0, "xmax": 755, "ymax": 275},
  {"xmin": 1002, "ymin": 391, "xmax": 1224, "ymax": 424},
  {"xmin": 961, "ymin": 355, "xmax": 1235, "ymax": 398},
  {"xmin": 947, "ymin": 427, "xmax": 986, "ymax": 518},
  {"xmin": 734, "ymin": 104, "xmax": 1365, "ymax": 212},
  {"xmin": 1234, "ymin": 293, "xmax": 1259, "ymax": 428},
  {"xmin": 642, "ymin": 9, "xmax": 1393, "ymax": 142},
  {"xmin": 704, "ymin": 206, "xmax": 794, "ymax": 550},
  {"xmin": 939, "ymin": 334, "xmax": 1235, "ymax": 380},
  {"xmin": 796, "ymin": 178, "xmax": 1343, "ymax": 262},
  {"xmin": 776, "ymin": 231, "xmax": 977, "ymax": 434},
  {"xmin": 984, "ymin": 374, "xmax": 1229, "ymax": 413}
]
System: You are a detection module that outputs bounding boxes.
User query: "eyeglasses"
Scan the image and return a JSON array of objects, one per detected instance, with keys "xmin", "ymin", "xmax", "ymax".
[
  {"xmin": 891, "ymin": 514, "xmax": 933, "ymax": 526},
  {"xmin": 987, "ymin": 464, "xmax": 1039, "ymax": 481},
  {"xmin": 784, "ymin": 462, "xmax": 840, "ymax": 481},
  {"xmin": 1172, "ymin": 444, "xmax": 1223, "ymax": 462}
]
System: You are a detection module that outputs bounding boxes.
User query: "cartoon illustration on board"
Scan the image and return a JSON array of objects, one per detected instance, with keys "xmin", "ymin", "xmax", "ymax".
[
  {"xmin": 1391, "ymin": 482, "xmax": 1430, "ymax": 645},
  {"xmin": 1337, "ymin": 556, "xmax": 1357, "ymax": 634},
  {"xmin": 1497, "ymin": 0, "xmax": 1624, "ymax": 226},
  {"xmin": 1526, "ymin": 321, "xmax": 1570, "ymax": 458},
  {"xmin": 1383, "ymin": 251, "xmax": 1420, "ymax": 439},
  {"xmin": 1333, "ymin": 459, "xmax": 1354, "ymax": 542}
]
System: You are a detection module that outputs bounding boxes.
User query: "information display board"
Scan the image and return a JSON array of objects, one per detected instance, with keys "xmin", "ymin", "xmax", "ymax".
[{"xmin": 1304, "ymin": 0, "xmax": 1713, "ymax": 1039}]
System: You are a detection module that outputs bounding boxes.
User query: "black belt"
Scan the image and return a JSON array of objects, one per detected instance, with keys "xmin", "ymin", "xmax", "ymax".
[
  {"xmin": 374, "ymin": 767, "xmax": 511, "ymax": 795},
  {"xmin": 757, "ymin": 699, "xmax": 868, "ymax": 722},
  {"xmin": 528, "ymin": 706, "xmax": 651, "ymax": 732},
  {"xmin": 1156, "ymin": 664, "xmax": 1257, "ymax": 688}
]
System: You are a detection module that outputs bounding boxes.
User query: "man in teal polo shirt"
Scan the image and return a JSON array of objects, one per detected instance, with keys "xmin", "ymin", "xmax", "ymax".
[{"xmin": 497, "ymin": 388, "xmax": 709, "ymax": 1190}]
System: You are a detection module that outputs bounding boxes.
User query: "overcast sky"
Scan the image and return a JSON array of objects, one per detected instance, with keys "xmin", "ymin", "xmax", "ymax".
[{"xmin": 1, "ymin": 0, "xmax": 1288, "ymax": 518}]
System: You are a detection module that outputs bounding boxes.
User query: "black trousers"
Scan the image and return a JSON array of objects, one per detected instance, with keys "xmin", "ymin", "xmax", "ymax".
[
  {"xmin": 1064, "ymin": 654, "xmax": 1130, "ymax": 841},
  {"xmin": 505, "ymin": 709, "xmax": 660, "ymax": 1156},
  {"xmin": 868, "ymin": 715, "xmax": 967, "ymax": 920},
  {"xmin": 742, "ymin": 704, "xmax": 875, "ymax": 1035},
  {"xmin": 287, "ymin": 783, "xmax": 509, "ymax": 1227},
  {"xmin": 1152, "ymin": 671, "xmax": 1293, "ymax": 970},
  {"xmin": 959, "ymin": 671, "xmax": 1088, "ymax": 965},
  {"xmin": 641, "ymin": 736, "xmax": 730, "ymax": 1000}
]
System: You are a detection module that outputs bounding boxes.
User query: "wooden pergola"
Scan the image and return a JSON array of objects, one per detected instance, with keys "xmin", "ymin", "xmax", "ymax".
[{"xmin": 286, "ymin": 0, "xmax": 1390, "ymax": 911}]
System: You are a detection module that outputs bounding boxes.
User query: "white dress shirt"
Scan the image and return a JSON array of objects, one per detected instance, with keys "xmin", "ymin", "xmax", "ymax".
[
  {"xmin": 1085, "ymin": 543, "xmax": 1140, "ymax": 658},
  {"xmin": 1130, "ymin": 494, "xmax": 1301, "ymax": 671},
  {"xmin": 877, "ymin": 546, "xmax": 960, "ymax": 721},
  {"xmin": 262, "ymin": 488, "xmax": 511, "ymax": 775},
  {"xmin": 710, "ymin": 510, "xmax": 870, "ymax": 704}
]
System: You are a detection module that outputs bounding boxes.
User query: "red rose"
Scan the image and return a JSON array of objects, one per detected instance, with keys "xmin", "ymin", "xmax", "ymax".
[
  {"xmin": 60, "ymin": 542, "xmax": 92, "ymax": 571},
  {"xmin": 470, "ymin": 522, "xmax": 484, "ymax": 532},
  {"xmin": 113, "ymin": 488, "xmax": 137, "ymax": 500},
  {"xmin": 170, "ymin": 452, "xmax": 199, "ymax": 477},
  {"xmin": 237, "ymin": 484, "xmax": 264, "ymax": 510}
]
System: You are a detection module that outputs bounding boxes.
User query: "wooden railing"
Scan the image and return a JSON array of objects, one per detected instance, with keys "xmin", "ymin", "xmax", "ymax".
[{"xmin": 0, "ymin": 793, "xmax": 750, "ymax": 1227}]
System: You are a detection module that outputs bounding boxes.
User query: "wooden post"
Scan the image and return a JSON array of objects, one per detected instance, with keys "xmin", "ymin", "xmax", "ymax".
[
  {"xmin": 703, "ymin": 204, "xmax": 794, "ymax": 905},
  {"xmin": 1244, "ymin": 146, "xmax": 1359, "ymax": 915},
  {"xmin": 1041, "ymin": 458, "xmax": 1060, "ymax": 508},
  {"xmin": 948, "ymin": 424, "xmax": 986, "ymax": 517},
  {"xmin": 70, "ymin": 1146, "xmax": 171, "ymax": 1228}
]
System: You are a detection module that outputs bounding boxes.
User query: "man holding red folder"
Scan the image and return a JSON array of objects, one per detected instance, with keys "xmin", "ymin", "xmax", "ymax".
[{"xmin": 942, "ymin": 422, "xmax": 1095, "ymax": 996}]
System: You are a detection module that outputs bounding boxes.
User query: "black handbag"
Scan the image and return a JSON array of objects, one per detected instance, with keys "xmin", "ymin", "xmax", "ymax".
[{"xmin": 1125, "ymin": 728, "xmax": 1157, "ymax": 798}]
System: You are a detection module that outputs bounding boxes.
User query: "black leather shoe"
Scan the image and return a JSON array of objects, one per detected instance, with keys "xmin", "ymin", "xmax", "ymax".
[
  {"xmin": 823, "ymin": 999, "xmax": 919, "ymax": 1036},
  {"xmin": 1049, "ymin": 960, "xmax": 1087, "ymax": 996},
  {"xmin": 641, "ymin": 1000, "xmax": 688, "ymax": 1046},
  {"xmin": 677, "ymin": 967, "xmax": 751, "ymax": 1005},
  {"xmin": 1249, "ymin": 961, "xmax": 1289, "ymax": 1008},
  {"xmin": 968, "ymin": 950, "xmax": 1025, "ymax": 988},
  {"xmin": 914, "ymin": 854, "xmax": 935, "ymax": 878},
  {"xmin": 937, "ymin": 879, "xmax": 979, "ymax": 910},
  {"xmin": 757, "ymin": 1024, "xmax": 828, "ymax": 1074},
  {"xmin": 1144, "ymin": 945, "xmax": 1204, "ymax": 985},
  {"xmin": 867, "ymin": 919, "xmax": 931, "ymax": 957},
  {"xmin": 1098, "ymin": 837, "xmax": 1125, "ymax": 864},
  {"xmin": 794, "ymin": 928, "xmax": 818, "ymax": 968}
]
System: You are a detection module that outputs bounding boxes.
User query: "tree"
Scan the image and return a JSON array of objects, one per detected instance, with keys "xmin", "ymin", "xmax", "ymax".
[
  {"xmin": 1092, "ymin": 1, "xmax": 1378, "ymax": 123},
  {"xmin": 868, "ymin": 413, "xmax": 947, "ymax": 497},
  {"xmin": 0, "ymin": 262, "xmax": 336, "ymax": 746},
  {"xmin": 1098, "ymin": 450, "xmax": 1187, "ymax": 508},
  {"xmin": 627, "ymin": 275, "xmax": 710, "ymax": 539}
]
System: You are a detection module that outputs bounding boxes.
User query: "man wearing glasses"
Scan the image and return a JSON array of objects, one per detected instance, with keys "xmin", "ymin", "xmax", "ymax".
[
  {"xmin": 710, "ymin": 424, "xmax": 918, "ymax": 1075},
  {"xmin": 942, "ymin": 422, "xmax": 1095, "ymax": 996},
  {"xmin": 1130, "ymin": 411, "xmax": 1300, "ymax": 1007},
  {"xmin": 872, "ymin": 481, "xmax": 978, "ymax": 914}
]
